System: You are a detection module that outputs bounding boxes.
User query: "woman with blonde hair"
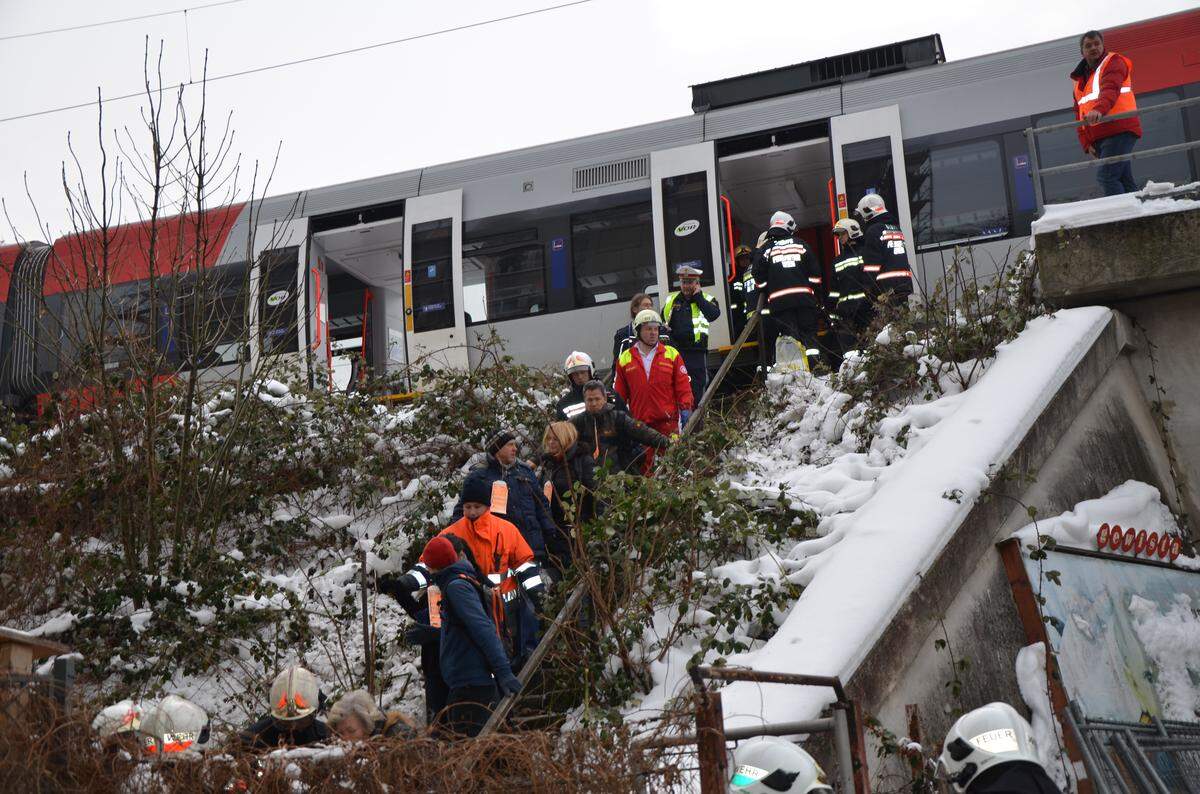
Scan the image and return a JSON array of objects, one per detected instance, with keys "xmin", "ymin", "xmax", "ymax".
[
  {"xmin": 538, "ymin": 421, "xmax": 598, "ymax": 574},
  {"xmin": 326, "ymin": 689, "xmax": 416, "ymax": 741}
]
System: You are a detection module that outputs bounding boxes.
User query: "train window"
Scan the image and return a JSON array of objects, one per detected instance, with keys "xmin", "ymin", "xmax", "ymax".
[
  {"xmin": 571, "ymin": 202, "xmax": 655, "ymax": 306},
  {"xmin": 258, "ymin": 247, "xmax": 299, "ymax": 356},
  {"xmin": 1034, "ymin": 90, "xmax": 1193, "ymax": 203},
  {"xmin": 175, "ymin": 263, "xmax": 251, "ymax": 368},
  {"xmin": 100, "ymin": 281, "xmax": 157, "ymax": 371},
  {"xmin": 842, "ymin": 137, "xmax": 898, "ymax": 217},
  {"xmin": 462, "ymin": 240, "xmax": 545, "ymax": 325},
  {"xmin": 410, "ymin": 219, "xmax": 455, "ymax": 333},
  {"xmin": 906, "ymin": 139, "xmax": 1010, "ymax": 249},
  {"xmin": 661, "ymin": 172, "xmax": 715, "ymax": 287}
]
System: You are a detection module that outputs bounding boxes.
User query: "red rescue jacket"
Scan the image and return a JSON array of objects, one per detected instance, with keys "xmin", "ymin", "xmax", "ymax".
[{"xmin": 613, "ymin": 342, "xmax": 694, "ymax": 426}]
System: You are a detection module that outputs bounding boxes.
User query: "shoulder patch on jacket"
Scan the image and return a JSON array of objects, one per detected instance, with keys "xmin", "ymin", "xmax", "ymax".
[
  {"xmin": 662, "ymin": 345, "xmax": 680, "ymax": 360},
  {"xmin": 618, "ymin": 349, "xmax": 633, "ymax": 366}
]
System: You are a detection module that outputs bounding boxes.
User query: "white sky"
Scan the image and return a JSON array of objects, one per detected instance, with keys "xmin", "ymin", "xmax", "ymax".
[{"xmin": 1, "ymin": 0, "xmax": 1194, "ymax": 242}]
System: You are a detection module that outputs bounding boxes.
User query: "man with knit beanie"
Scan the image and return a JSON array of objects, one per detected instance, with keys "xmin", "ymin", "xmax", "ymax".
[
  {"xmin": 420, "ymin": 535, "xmax": 521, "ymax": 738},
  {"xmin": 453, "ymin": 429, "xmax": 561, "ymax": 562}
]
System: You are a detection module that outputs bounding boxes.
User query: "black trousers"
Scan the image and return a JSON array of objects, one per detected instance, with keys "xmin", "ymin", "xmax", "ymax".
[
  {"xmin": 421, "ymin": 642, "xmax": 449, "ymax": 726},
  {"xmin": 679, "ymin": 348, "xmax": 708, "ymax": 407},
  {"xmin": 762, "ymin": 306, "xmax": 819, "ymax": 370},
  {"xmin": 833, "ymin": 299, "xmax": 875, "ymax": 358},
  {"xmin": 435, "ymin": 684, "xmax": 498, "ymax": 738}
]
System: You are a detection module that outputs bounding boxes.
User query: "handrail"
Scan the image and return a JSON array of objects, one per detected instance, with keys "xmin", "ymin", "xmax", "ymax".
[
  {"xmin": 480, "ymin": 294, "xmax": 765, "ymax": 736},
  {"xmin": 1023, "ymin": 96, "xmax": 1200, "ymax": 216}
]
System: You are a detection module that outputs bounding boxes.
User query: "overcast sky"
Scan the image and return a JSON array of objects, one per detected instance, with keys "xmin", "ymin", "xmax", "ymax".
[{"xmin": 1, "ymin": 0, "xmax": 1194, "ymax": 242}]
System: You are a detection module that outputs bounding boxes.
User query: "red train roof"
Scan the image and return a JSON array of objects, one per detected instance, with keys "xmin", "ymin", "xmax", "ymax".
[
  {"xmin": 46, "ymin": 203, "xmax": 245, "ymax": 296},
  {"xmin": 1104, "ymin": 7, "xmax": 1200, "ymax": 93}
]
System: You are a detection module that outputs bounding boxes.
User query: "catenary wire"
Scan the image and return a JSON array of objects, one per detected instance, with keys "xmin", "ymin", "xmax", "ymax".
[
  {"xmin": 0, "ymin": 0, "xmax": 245, "ymax": 42},
  {"xmin": 0, "ymin": 0, "xmax": 596, "ymax": 125}
]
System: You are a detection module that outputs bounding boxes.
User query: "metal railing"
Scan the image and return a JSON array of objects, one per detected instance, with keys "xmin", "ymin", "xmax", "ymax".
[
  {"xmin": 1023, "ymin": 95, "xmax": 1200, "ymax": 215},
  {"xmin": 1063, "ymin": 700, "xmax": 1200, "ymax": 793}
]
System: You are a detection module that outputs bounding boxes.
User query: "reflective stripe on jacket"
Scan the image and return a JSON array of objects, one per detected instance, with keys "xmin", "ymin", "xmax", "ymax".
[
  {"xmin": 1072, "ymin": 51, "xmax": 1141, "ymax": 151},
  {"xmin": 662, "ymin": 290, "xmax": 720, "ymax": 349},
  {"xmin": 613, "ymin": 342, "xmax": 693, "ymax": 425}
]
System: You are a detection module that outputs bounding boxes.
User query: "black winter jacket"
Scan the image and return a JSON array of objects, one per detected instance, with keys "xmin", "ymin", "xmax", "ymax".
[
  {"xmin": 237, "ymin": 714, "xmax": 331, "ymax": 749},
  {"xmin": 965, "ymin": 761, "xmax": 1062, "ymax": 793},
  {"xmin": 751, "ymin": 228, "xmax": 824, "ymax": 311},
  {"xmin": 572, "ymin": 404, "xmax": 669, "ymax": 473},
  {"xmin": 539, "ymin": 445, "xmax": 599, "ymax": 531},
  {"xmin": 554, "ymin": 381, "xmax": 626, "ymax": 421},
  {"xmin": 860, "ymin": 211, "xmax": 913, "ymax": 298},
  {"xmin": 453, "ymin": 456, "xmax": 556, "ymax": 557},
  {"xmin": 662, "ymin": 291, "xmax": 721, "ymax": 351}
]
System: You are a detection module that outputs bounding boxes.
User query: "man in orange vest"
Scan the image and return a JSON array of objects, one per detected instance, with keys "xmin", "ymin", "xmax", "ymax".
[
  {"xmin": 613, "ymin": 309, "xmax": 693, "ymax": 473},
  {"xmin": 1072, "ymin": 29, "xmax": 1141, "ymax": 196}
]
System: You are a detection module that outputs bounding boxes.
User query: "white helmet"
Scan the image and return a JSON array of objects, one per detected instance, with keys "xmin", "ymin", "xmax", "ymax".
[
  {"xmin": 269, "ymin": 665, "xmax": 321, "ymax": 721},
  {"xmin": 855, "ymin": 193, "xmax": 887, "ymax": 222},
  {"xmin": 92, "ymin": 699, "xmax": 146, "ymax": 739},
  {"xmin": 833, "ymin": 218, "xmax": 863, "ymax": 240},
  {"xmin": 939, "ymin": 702, "xmax": 1042, "ymax": 792},
  {"xmin": 729, "ymin": 737, "xmax": 832, "ymax": 793},
  {"xmin": 563, "ymin": 350, "xmax": 594, "ymax": 378},
  {"xmin": 139, "ymin": 695, "xmax": 211, "ymax": 756},
  {"xmin": 769, "ymin": 211, "xmax": 797, "ymax": 233},
  {"xmin": 633, "ymin": 308, "xmax": 662, "ymax": 331}
]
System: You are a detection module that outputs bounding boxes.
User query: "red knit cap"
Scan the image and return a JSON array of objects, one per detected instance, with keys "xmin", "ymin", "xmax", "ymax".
[{"xmin": 420, "ymin": 536, "xmax": 458, "ymax": 570}]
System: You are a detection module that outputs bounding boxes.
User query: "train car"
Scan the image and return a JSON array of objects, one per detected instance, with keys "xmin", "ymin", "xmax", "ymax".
[{"xmin": 4, "ymin": 8, "xmax": 1199, "ymax": 404}]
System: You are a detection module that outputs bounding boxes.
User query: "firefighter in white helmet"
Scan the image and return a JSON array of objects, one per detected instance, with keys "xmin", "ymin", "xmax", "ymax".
[
  {"xmin": 939, "ymin": 702, "xmax": 1061, "ymax": 793},
  {"xmin": 555, "ymin": 350, "xmax": 626, "ymax": 420},
  {"xmin": 93, "ymin": 699, "xmax": 147, "ymax": 754},
  {"xmin": 751, "ymin": 210, "xmax": 825, "ymax": 373},
  {"xmin": 236, "ymin": 665, "xmax": 331, "ymax": 749},
  {"xmin": 729, "ymin": 737, "xmax": 833, "ymax": 793},
  {"xmin": 139, "ymin": 695, "xmax": 211, "ymax": 757},
  {"xmin": 827, "ymin": 217, "xmax": 872, "ymax": 361},
  {"xmin": 854, "ymin": 193, "xmax": 914, "ymax": 306}
]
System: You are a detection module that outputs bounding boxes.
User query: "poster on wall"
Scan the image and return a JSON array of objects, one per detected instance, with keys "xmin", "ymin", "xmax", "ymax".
[{"xmin": 1019, "ymin": 548, "xmax": 1200, "ymax": 723}]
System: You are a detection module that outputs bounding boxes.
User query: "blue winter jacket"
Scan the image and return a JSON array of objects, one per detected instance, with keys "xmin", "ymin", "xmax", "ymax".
[
  {"xmin": 453, "ymin": 456, "xmax": 556, "ymax": 557},
  {"xmin": 433, "ymin": 559, "xmax": 516, "ymax": 691}
]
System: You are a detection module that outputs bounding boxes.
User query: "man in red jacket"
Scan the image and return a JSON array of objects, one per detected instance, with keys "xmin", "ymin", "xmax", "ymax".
[
  {"xmin": 1072, "ymin": 29, "xmax": 1142, "ymax": 196},
  {"xmin": 613, "ymin": 309, "xmax": 691, "ymax": 473}
]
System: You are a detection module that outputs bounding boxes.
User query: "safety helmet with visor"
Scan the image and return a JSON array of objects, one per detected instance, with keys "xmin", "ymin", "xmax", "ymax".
[
  {"xmin": 769, "ymin": 211, "xmax": 797, "ymax": 233},
  {"xmin": 938, "ymin": 702, "xmax": 1042, "ymax": 792},
  {"xmin": 563, "ymin": 350, "xmax": 594, "ymax": 378},
  {"xmin": 833, "ymin": 218, "xmax": 863, "ymax": 240},
  {"xmin": 729, "ymin": 737, "xmax": 833, "ymax": 793},
  {"xmin": 139, "ymin": 695, "xmax": 211, "ymax": 756},
  {"xmin": 854, "ymin": 193, "xmax": 887, "ymax": 222},
  {"xmin": 269, "ymin": 665, "xmax": 321, "ymax": 721}
]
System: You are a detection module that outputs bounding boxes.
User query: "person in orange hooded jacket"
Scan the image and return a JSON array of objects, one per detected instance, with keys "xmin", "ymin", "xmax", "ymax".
[{"xmin": 613, "ymin": 309, "xmax": 692, "ymax": 473}]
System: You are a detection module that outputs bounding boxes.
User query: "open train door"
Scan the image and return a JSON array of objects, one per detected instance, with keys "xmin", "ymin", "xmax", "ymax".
[
  {"xmin": 401, "ymin": 189, "xmax": 468, "ymax": 371},
  {"xmin": 830, "ymin": 105, "xmax": 915, "ymax": 259},
  {"xmin": 650, "ymin": 142, "xmax": 730, "ymax": 349},
  {"xmin": 251, "ymin": 218, "xmax": 309, "ymax": 373}
]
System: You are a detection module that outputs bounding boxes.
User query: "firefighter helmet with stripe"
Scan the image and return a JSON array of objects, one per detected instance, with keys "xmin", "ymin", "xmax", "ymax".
[
  {"xmin": 140, "ymin": 695, "xmax": 211, "ymax": 755},
  {"xmin": 269, "ymin": 665, "xmax": 321, "ymax": 721},
  {"xmin": 833, "ymin": 218, "xmax": 863, "ymax": 240},
  {"xmin": 563, "ymin": 350, "xmax": 594, "ymax": 378},
  {"xmin": 855, "ymin": 193, "xmax": 887, "ymax": 222},
  {"xmin": 939, "ymin": 702, "xmax": 1043, "ymax": 792},
  {"xmin": 633, "ymin": 309, "xmax": 662, "ymax": 332},
  {"xmin": 729, "ymin": 737, "xmax": 832, "ymax": 793},
  {"xmin": 769, "ymin": 211, "xmax": 797, "ymax": 233}
]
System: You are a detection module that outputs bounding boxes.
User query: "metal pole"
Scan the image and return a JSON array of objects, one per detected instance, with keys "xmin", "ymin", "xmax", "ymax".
[
  {"xmin": 1027, "ymin": 95, "xmax": 1200, "ymax": 136},
  {"xmin": 1025, "ymin": 127, "xmax": 1045, "ymax": 218},
  {"xmin": 1112, "ymin": 732, "xmax": 1159, "ymax": 794},
  {"xmin": 696, "ymin": 689, "xmax": 728, "ymax": 794},
  {"xmin": 1036, "ymin": 139, "xmax": 1200, "ymax": 178},
  {"xmin": 1123, "ymin": 728, "xmax": 1171, "ymax": 794},
  {"xmin": 832, "ymin": 706, "xmax": 857, "ymax": 794},
  {"xmin": 358, "ymin": 547, "xmax": 375, "ymax": 695},
  {"xmin": 692, "ymin": 665, "xmax": 847, "ymax": 704},
  {"xmin": 1063, "ymin": 701, "xmax": 1111, "ymax": 794},
  {"xmin": 683, "ymin": 293, "xmax": 763, "ymax": 436}
]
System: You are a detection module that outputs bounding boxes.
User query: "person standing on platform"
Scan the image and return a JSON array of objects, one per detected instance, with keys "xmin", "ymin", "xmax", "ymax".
[{"xmin": 662, "ymin": 263, "xmax": 721, "ymax": 408}]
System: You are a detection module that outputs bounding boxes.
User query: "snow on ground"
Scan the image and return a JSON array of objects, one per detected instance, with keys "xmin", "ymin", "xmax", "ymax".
[
  {"xmin": 1011, "ymin": 480, "xmax": 1195, "ymax": 568},
  {"xmin": 1128, "ymin": 594, "xmax": 1200, "ymax": 720},
  {"xmin": 1031, "ymin": 180, "xmax": 1200, "ymax": 237},
  {"xmin": 1015, "ymin": 643, "xmax": 1077, "ymax": 790},
  {"xmin": 628, "ymin": 306, "xmax": 1112, "ymax": 730}
]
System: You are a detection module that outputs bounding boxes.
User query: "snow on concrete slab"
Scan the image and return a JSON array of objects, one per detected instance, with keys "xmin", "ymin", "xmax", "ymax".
[
  {"xmin": 709, "ymin": 307, "xmax": 1111, "ymax": 731},
  {"xmin": 1031, "ymin": 181, "xmax": 1200, "ymax": 238}
]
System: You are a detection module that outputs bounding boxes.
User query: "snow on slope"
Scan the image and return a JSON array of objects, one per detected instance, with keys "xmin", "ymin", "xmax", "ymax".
[
  {"xmin": 1128, "ymin": 594, "xmax": 1200, "ymax": 720},
  {"xmin": 631, "ymin": 306, "xmax": 1112, "ymax": 730},
  {"xmin": 1031, "ymin": 180, "xmax": 1200, "ymax": 237}
]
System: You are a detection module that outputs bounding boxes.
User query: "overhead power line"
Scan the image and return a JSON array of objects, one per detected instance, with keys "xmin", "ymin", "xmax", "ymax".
[
  {"xmin": 0, "ymin": 0, "xmax": 596, "ymax": 125},
  {"xmin": 0, "ymin": 0, "xmax": 246, "ymax": 42}
]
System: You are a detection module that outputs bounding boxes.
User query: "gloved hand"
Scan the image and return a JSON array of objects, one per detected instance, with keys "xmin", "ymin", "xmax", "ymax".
[
  {"xmin": 404, "ymin": 623, "xmax": 439, "ymax": 646},
  {"xmin": 679, "ymin": 409, "xmax": 692, "ymax": 426},
  {"xmin": 497, "ymin": 672, "xmax": 522, "ymax": 697},
  {"xmin": 528, "ymin": 588, "xmax": 545, "ymax": 615}
]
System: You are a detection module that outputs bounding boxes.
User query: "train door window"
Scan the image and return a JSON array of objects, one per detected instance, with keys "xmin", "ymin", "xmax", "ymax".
[
  {"xmin": 842, "ymin": 137, "xmax": 898, "ymax": 217},
  {"xmin": 258, "ymin": 246, "xmax": 299, "ymax": 355},
  {"xmin": 571, "ymin": 202, "xmax": 655, "ymax": 306},
  {"xmin": 661, "ymin": 171, "xmax": 714, "ymax": 287},
  {"xmin": 462, "ymin": 229, "xmax": 545, "ymax": 324},
  {"xmin": 410, "ymin": 219, "xmax": 454, "ymax": 333},
  {"xmin": 101, "ymin": 280, "xmax": 157, "ymax": 371},
  {"xmin": 176, "ymin": 263, "xmax": 251, "ymax": 368},
  {"xmin": 905, "ymin": 138, "xmax": 1010, "ymax": 249}
]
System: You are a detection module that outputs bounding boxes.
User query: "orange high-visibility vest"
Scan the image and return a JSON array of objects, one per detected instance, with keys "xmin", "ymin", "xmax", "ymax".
[{"xmin": 1074, "ymin": 52, "xmax": 1136, "ymax": 120}]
